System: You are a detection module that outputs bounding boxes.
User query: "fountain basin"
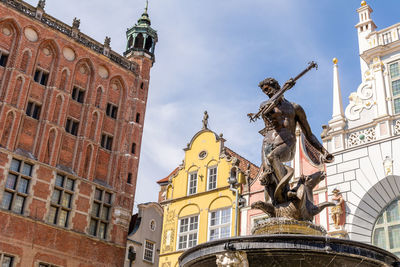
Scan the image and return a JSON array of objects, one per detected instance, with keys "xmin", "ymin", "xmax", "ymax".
[{"xmin": 179, "ymin": 235, "xmax": 400, "ymax": 267}]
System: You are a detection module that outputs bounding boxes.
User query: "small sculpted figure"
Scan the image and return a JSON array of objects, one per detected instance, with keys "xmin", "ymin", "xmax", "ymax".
[{"xmin": 331, "ymin": 188, "xmax": 346, "ymax": 229}]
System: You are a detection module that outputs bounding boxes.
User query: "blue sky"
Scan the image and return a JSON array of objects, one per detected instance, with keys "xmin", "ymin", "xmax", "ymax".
[{"xmin": 24, "ymin": 0, "xmax": 400, "ymax": 211}]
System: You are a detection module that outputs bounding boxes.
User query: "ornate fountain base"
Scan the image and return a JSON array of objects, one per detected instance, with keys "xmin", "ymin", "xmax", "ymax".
[
  {"xmin": 179, "ymin": 235, "xmax": 400, "ymax": 267},
  {"xmin": 252, "ymin": 217, "xmax": 326, "ymax": 236}
]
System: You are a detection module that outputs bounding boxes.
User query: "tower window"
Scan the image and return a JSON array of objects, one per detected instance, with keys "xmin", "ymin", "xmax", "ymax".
[
  {"xmin": 101, "ymin": 134, "xmax": 113, "ymax": 150},
  {"xmin": 72, "ymin": 86, "xmax": 85, "ymax": 103},
  {"xmin": 134, "ymin": 33, "xmax": 144, "ymax": 49},
  {"xmin": 127, "ymin": 173, "xmax": 132, "ymax": 184},
  {"xmin": 26, "ymin": 101, "xmax": 41, "ymax": 120},
  {"xmin": 131, "ymin": 143, "xmax": 136, "ymax": 154},
  {"xmin": 140, "ymin": 82, "xmax": 144, "ymax": 89},
  {"xmin": 34, "ymin": 68, "xmax": 49, "ymax": 86},
  {"xmin": 65, "ymin": 118, "xmax": 79, "ymax": 136},
  {"xmin": 0, "ymin": 51, "xmax": 9, "ymax": 67},
  {"xmin": 144, "ymin": 36, "xmax": 153, "ymax": 51},
  {"xmin": 136, "ymin": 113, "xmax": 141, "ymax": 123},
  {"xmin": 106, "ymin": 103, "xmax": 118, "ymax": 119}
]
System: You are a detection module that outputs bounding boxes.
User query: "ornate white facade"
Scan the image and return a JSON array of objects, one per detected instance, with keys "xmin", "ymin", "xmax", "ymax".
[{"xmin": 323, "ymin": 1, "xmax": 400, "ymax": 257}]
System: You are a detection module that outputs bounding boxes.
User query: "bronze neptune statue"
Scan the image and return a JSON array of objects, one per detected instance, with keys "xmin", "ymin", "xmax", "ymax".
[{"xmin": 248, "ymin": 62, "xmax": 335, "ymax": 222}]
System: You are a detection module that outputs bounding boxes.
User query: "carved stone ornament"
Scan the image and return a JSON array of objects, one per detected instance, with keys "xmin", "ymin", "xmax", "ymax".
[
  {"xmin": 104, "ymin": 36, "xmax": 111, "ymax": 48},
  {"xmin": 345, "ymin": 80, "xmax": 374, "ymax": 121},
  {"xmin": 216, "ymin": 251, "xmax": 249, "ymax": 267},
  {"xmin": 72, "ymin": 17, "xmax": 80, "ymax": 29},
  {"xmin": 394, "ymin": 120, "xmax": 400, "ymax": 135},
  {"xmin": 347, "ymin": 127, "xmax": 376, "ymax": 148},
  {"xmin": 37, "ymin": 0, "xmax": 45, "ymax": 9}
]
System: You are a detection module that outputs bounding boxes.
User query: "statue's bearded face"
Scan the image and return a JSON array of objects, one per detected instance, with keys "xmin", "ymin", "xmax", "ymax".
[{"xmin": 262, "ymin": 85, "xmax": 278, "ymax": 97}]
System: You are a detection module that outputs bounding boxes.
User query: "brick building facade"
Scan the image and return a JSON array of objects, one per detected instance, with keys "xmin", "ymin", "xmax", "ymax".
[{"xmin": 0, "ymin": 0, "xmax": 157, "ymax": 266}]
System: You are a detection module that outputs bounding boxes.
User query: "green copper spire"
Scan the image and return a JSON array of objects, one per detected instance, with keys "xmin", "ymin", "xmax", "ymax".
[{"xmin": 138, "ymin": 0, "xmax": 151, "ymax": 26}]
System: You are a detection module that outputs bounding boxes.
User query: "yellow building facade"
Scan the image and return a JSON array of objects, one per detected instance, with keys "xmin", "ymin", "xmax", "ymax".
[{"xmin": 157, "ymin": 127, "xmax": 255, "ymax": 267}]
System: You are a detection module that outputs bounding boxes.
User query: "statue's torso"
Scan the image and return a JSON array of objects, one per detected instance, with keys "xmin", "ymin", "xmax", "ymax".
[{"xmin": 261, "ymin": 98, "xmax": 297, "ymax": 146}]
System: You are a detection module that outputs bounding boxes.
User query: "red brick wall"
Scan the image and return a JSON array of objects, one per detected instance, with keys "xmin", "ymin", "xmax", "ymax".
[{"xmin": 0, "ymin": 1, "xmax": 153, "ymax": 266}]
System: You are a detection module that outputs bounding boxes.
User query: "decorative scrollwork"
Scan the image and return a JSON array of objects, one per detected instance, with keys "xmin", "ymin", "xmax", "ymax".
[
  {"xmin": 345, "ymin": 81, "xmax": 374, "ymax": 121},
  {"xmin": 347, "ymin": 127, "xmax": 376, "ymax": 147},
  {"xmin": 394, "ymin": 120, "xmax": 400, "ymax": 135}
]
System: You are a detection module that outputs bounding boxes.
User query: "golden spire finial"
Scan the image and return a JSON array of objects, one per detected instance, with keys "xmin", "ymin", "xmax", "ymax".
[
  {"xmin": 333, "ymin": 58, "xmax": 338, "ymax": 65},
  {"xmin": 145, "ymin": 0, "xmax": 149, "ymax": 13},
  {"xmin": 361, "ymin": 1, "xmax": 367, "ymax": 6}
]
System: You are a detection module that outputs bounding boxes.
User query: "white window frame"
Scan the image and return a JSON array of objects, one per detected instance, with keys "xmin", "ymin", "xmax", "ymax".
[
  {"xmin": 208, "ymin": 207, "xmax": 231, "ymax": 241},
  {"xmin": 143, "ymin": 240, "xmax": 155, "ymax": 263},
  {"xmin": 187, "ymin": 171, "xmax": 197, "ymax": 195},
  {"xmin": 177, "ymin": 215, "xmax": 199, "ymax": 250},
  {"xmin": 207, "ymin": 166, "xmax": 217, "ymax": 191},
  {"xmin": 388, "ymin": 60, "xmax": 400, "ymax": 114}
]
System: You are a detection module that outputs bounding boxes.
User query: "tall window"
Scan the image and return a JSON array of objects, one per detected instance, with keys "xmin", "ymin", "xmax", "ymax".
[
  {"xmin": 101, "ymin": 134, "xmax": 113, "ymax": 150},
  {"xmin": 89, "ymin": 188, "xmax": 112, "ymax": 239},
  {"xmin": 372, "ymin": 198, "xmax": 400, "ymax": 257},
  {"xmin": 0, "ymin": 50, "xmax": 9, "ymax": 67},
  {"xmin": 34, "ymin": 68, "xmax": 49, "ymax": 86},
  {"xmin": 65, "ymin": 118, "xmax": 79, "ymax": 136},
  {"xmin": 71, "ymin": 86, "xmax": 85, "ymax": 103},
  {"xmin": 0, "ymin": 254, "xmax": 13, "ymax": 267},
  {"xmin": 49, "ymin": 174, "xmax": 75, "ymax": 227},
  {"xmin": 106, "ymin": 103, "xmax": 118, "ymax": 119},
  {"xmin": 26, "ymin": 101, "xmax": 41, "ymax": 120},
  {"xmin": 143, "ymin": 240, "xmax": 155, "ymax": 263},
  {"xmin": 187, "ymin": 172, "xmax": 197, "ymax": 195},
  {"xmin": 207, "ymin": 166, "xmax": 217, "ymax": 190},
  {"xmin": 177, "ymin": 215, "xmax": 198, "ymax": 250},
  {"xmin": 1, "ymin": 159, "xmax": 33, "ymax": 214},
  {"xmin": 389, "ymin": 62, "xmax": 400, "ymax": 114},
  {"xmin": 209, "ymin": 208, "xmax": 231, "ymax": 241}
]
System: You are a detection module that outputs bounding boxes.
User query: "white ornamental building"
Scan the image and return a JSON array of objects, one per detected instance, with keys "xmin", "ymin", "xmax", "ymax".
[{"xmin": 323, "ymin": 1, "xmax": 400, "ymax": 257}]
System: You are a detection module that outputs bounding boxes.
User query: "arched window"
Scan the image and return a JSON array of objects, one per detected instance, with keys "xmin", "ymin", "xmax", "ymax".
[
  {"xmin": 372, "ymin": 198, "xmax": 400, "ymax": 257},
  {"xmin": 144, "ymin": 36, "xmax": 153, "ymax": 51},
  {"xmin": 134, "ymin": 33, "xmax": 144, "ymax": 49},
  {"xmin": 128, "ymin": 36, "xmax": 133, "ymax": 48}
]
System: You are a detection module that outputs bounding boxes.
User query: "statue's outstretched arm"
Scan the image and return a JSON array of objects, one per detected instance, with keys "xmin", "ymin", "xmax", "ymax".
[{"xmin": 293, "ymin": 103, "xmax": 333, "ymax": 163}]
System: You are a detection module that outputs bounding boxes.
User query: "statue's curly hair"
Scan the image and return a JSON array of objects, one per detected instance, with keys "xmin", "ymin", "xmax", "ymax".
[{"xmin": 258, "ymin": 77, "xmax": 280, "ymax": 90}]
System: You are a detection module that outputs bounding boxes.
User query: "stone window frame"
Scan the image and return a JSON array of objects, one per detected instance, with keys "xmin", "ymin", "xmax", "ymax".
[
  {"xmin": 1, "ymin": 158, "xmax": 33, "ymax": 215},
  {"xmin": 65, "ymin": 117, "xmax": 79, "ymax": 136},
  {"xmin": 26, "ymin": 100, "xmax": 41, "ymax": 120},
  {"xmin": 143, "ymin": 239, "xmax": 155, "ymax": 263},
  {"xmin": 0, "ymin": 253, "xmax": 14, "ymax": 267},
  {"xmin": 89, "ymin": 188, "xmax": 113, "ymax": 240},
  {"xmin": 106, "ymin": 102, "xmax": 118, "ymax": 119},
  {"xmin": 208, "ymin": 207, "xmax": 231, "ymax": 241},
  {"xmin": 48, "ymin": 174, "xmax": 75, "ymax": 228},
  {"xmin": 177, "ymin": 215, "xmax": 199, "ymax": 250},
  {"xmin": 207, "ymin": 165, "xmax": 218, "ymax": 191},
  {"xmin": 71, "ymin": 85, "xmax": 85, "ymax": 103},
  {"xmin": 187, "ymin": 171, "xmax": 198, "ymax": 196},
  {"xmin": 388, "ymin": 60, "xmax": 400, "ymax": 114},
  {"xmin": 0, "ymin": 49, "xmax": 9, "ymax": 68},
  {"xmin": 33, "ymin": 67, "xmax": 49, "ymax": 86}
]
